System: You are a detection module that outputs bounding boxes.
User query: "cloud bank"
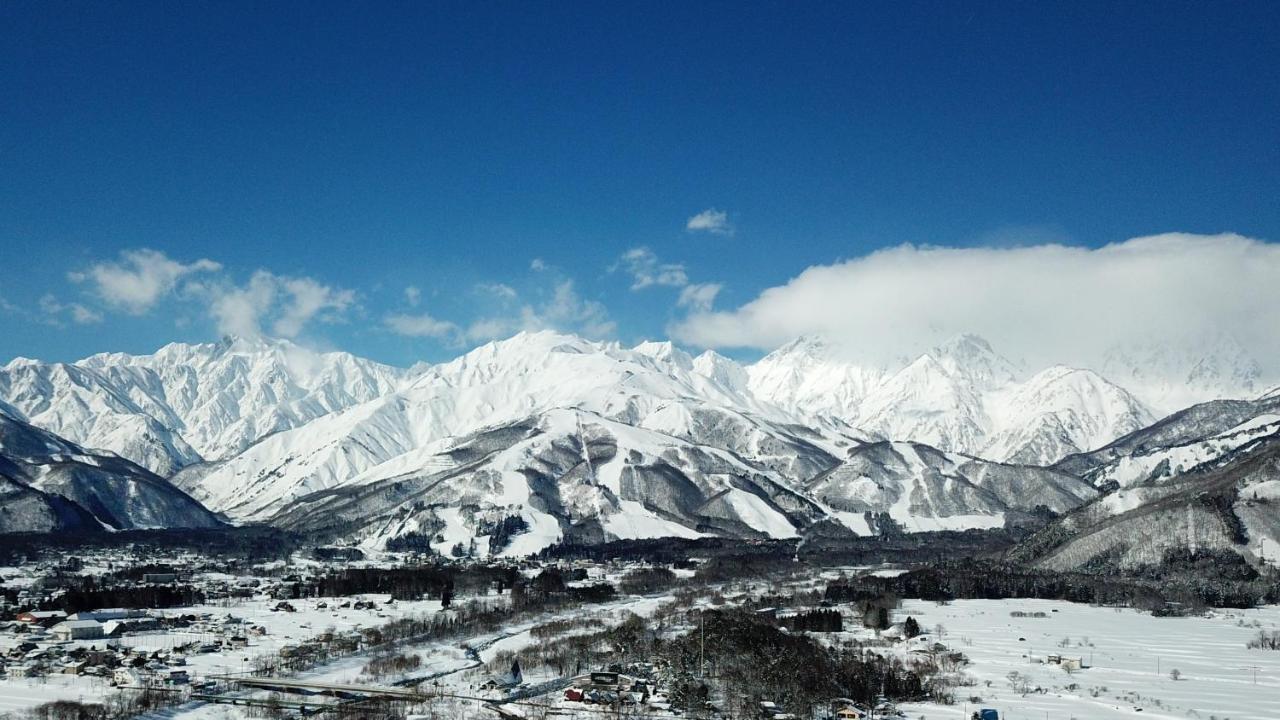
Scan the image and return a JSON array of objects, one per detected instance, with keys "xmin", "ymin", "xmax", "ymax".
[{"xmin": 671, "ymin": 233, "xmax": 1280, "ymax": 374}]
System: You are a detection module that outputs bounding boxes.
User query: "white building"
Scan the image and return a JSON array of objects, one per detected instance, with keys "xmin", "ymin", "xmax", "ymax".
[{"xmin": 51, "ymin": 620, "xmax": 104, "ymax": 640}]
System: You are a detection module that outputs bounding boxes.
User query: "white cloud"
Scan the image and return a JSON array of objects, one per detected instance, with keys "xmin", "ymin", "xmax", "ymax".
[
  {"xmin": 384, "ymin": 312, "xmax": 459, "ymax": 339},
  {"xmin": 530, "ymin": 258, "xmax": 547, "ymax": 272},
  {"xmin": 75, "ymin": 249, "xmax": 221, "ymax": 314},
  {"xmin": 671, "ymin": 233, "xmax": 1280, "ymax": 374},
  {"xmin": 273, "ymin": 277, "xmax": 354, "ymax": 338},
  {"xmin": 404, "ymin": 286, "xmax": 421, "ymax": 306},
  {"xmin": 677, "ymin": 282, "xmax": 722, "ymax": 313},
  {"xmin": 204, "ymin": 271, "xmax": 277, "ymax": 338},
  {"xmin": 614, "ymin": 247, "xmax": 689, "ymax": 290},
  {"xmin": 197, "ymin": 271, "xmax": 354, "ymax": 339},
  {"xmin": 38, "ymin": 294, "xmax": 103, "ymax": 326},
  {"xmin": 686, "ymin": 208, "xmax": 734, "ymax": 236}
]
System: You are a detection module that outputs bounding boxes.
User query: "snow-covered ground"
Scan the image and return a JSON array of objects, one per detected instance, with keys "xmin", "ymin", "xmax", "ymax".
[{"xmin": 891, "ymin": 599, "xmax": 1280, "ymax": 720}]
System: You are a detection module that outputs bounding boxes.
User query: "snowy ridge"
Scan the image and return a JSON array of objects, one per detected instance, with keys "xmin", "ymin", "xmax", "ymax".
[
  {"xmin": 0, "ymin": 336, "xmax": 408, "ymax": 474},
  {"xmin": 749, "ymin": 334, "xmax": 1154, "ymax": 465},
  {"xmin": 176, "ymin": 332, "xmax": 1101, "ymax": 550}
]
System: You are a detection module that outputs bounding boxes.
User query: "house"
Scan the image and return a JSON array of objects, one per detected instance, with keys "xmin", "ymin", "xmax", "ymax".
[
  {"xmin": 15, "ymin": 610, "xmax": 66, "ymax": 626},
  {"xmin": 52, "ymin": 620, "xmax": 104, "ymax": 641},
  {"xmin": 1045, "ymin": 654, "xmax": 1085, "ymax": 671},
  {"xmin": 836, "ymin": 708, "xmax": 866, "ymax": 719},
  {"xmin": 143, "ymin": 573, "xmax": 177, "ymax": 584},
  {"xmin": 62, "ymin": 660, "xmax": 88, "ymax": 675}
]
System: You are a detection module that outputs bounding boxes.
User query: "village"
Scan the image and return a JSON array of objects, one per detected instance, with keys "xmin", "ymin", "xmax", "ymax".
[{"xmin": 0, "ymin": 543, "xmax": 1277, "ymax": 720}]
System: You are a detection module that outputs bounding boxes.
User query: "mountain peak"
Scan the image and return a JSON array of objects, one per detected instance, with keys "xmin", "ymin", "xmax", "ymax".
[
  {"xmin": 3, "ymin": 356, "xmax": 41, "ymax": 370},
  {"xmin": 928, "ymin": 333, "xmax": 1019, "ymax": 389},
  {"xmin": 933, "ymin": 333, "xmax": 995, "ymax": 356},
  {"xmin": 632, "ymin": 340, "xmax": 693, "ymax": 370}
]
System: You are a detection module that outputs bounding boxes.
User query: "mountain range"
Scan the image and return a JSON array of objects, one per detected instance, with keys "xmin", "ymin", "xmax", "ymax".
[{"xmin": 0, "ymin": 330, "xmax": 1273, "ymax": 565}]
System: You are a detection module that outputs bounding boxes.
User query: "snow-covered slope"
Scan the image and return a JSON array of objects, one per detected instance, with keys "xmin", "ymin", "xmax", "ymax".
[
  {"xmin": 268, "ymin": 410, "xmax": 1099, "ymax": 554},
  {"xmin": 0, "ymin": 409, "xmax": 223, "ymax": 532},
  {"xmin": 1053, "ymin": 394, "xmax": 1280, "ymax": 490},
  {"xmin": 268, "ymin": 408, "xmax": 829, "ymax": 555},
  {"xmin": 0, "ymin": 337, "xmax": 408, "ymax": 474},
  {"xmin": 1015, "ymin": 430, "xmax": 1280, "ymax": 572},
  {"xmin": 748, "ymin": 334, "xmax": 1153, "ymax": 465},
  {"xmin": 807, "ymin": 441, "xmax": 1096, "ymax": 534},
  {"xmin": 1012, "ymin": 394, "xmax": 1280, "ymax": 572}
]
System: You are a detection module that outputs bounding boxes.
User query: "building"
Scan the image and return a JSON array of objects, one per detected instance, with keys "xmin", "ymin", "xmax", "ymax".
[
  {"xmin": 143, "ymin": 573, "xmax": 177, "ymax": 584},
  {"xmin": 15, "ymin": 610, "xmax": 67, "ymax": 626},
  {"xmin": 103, "ymin": 618, "xmax": 160, "ymax": 637},
  {"xmin": 52, "ymin": 620, "xmax": 105, "ymax": 641},
  {"xmin": 68, "ymin": 609, "xmax": 149, "ymax": 623}
]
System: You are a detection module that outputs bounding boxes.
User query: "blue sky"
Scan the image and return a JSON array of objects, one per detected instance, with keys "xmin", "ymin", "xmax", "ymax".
[{"xmin": 2, "ymin": 2, "xmax": 1278, "ymax": 367}]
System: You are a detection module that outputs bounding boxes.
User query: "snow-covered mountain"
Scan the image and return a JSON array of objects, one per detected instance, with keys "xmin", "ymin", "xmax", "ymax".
[
  {"xmin": 1100, "ymin": 333, "xmax": 1265, "ymax": 415},
  {"xmin": 0, "ymin": 409, "xmax": 223, "ymax": 533},
  {"xmin": 171, "ymin": 332, "xmax": 862, "ymax": 522},
  {"xmin": 748, "ymin": 334, "xmax": 1153, "ymax": 465},
  {"xmin": 2, "ymin": 329, "xmax": 1261, "ymax": 548},
  {"xmin": 163, "ymin": 332, "xmax": 1109, "ymax": 553},
  {"xmin": 0, "ymin": 337, "xmax": 408, "ymax": 474}
]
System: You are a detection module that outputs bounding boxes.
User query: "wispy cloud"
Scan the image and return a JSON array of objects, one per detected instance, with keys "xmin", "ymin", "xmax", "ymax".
[
  {"xmin": 686, "ymin": 208, "xmax": 734, "ymax": 236},
  {"xmin": 404, "ymin": 286, "xmax": 421, "ymax": 307},
  {"xmin": 38, "ymin": 294, "xmax": 103, "ymax": 326},
  {"xmin": 676, "ymin": 282, "xmax": 722, "ymax": 313},
  {"xmin": 190, "ymin": 271, "xmax": 355, "ymax": 339},
  {"xmin": 72, "ymin": 249, "xmax": 221, "ymax": 314},
  {"xmin": 463, "ymin": 279, "xmax": 615, "ymax": 342},
  {"xmin": 613, "ymin": 247, "xmax": 689, "ymax": 290}
]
